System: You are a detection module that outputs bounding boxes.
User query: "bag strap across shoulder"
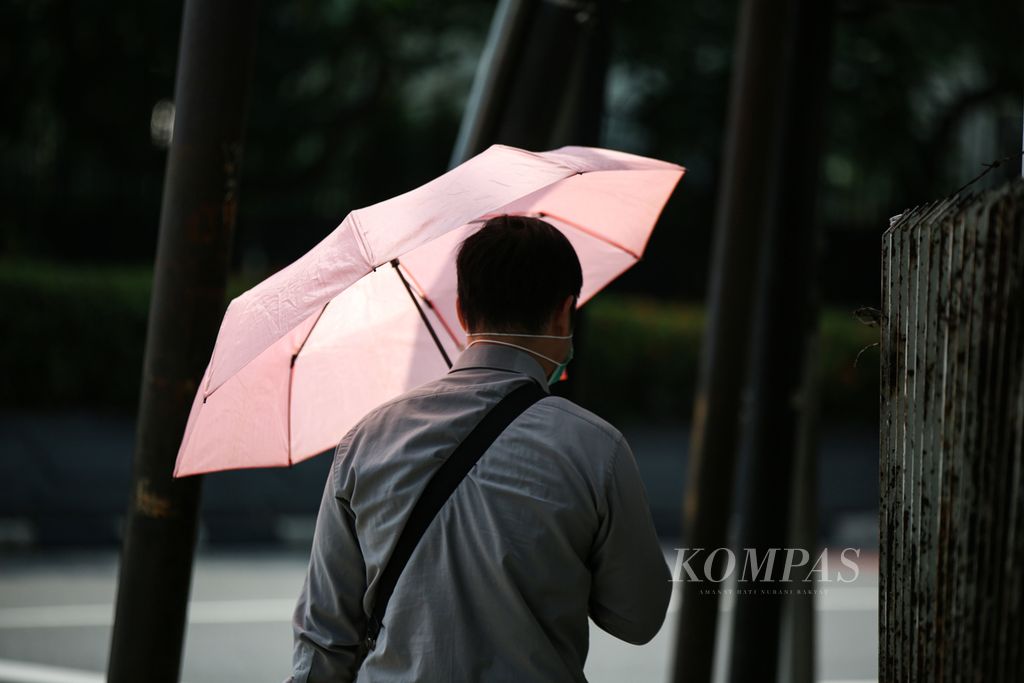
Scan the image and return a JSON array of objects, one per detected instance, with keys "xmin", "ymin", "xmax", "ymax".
[{"xmin": 364, "ymin": 380, "xmax": 547, "ymax": 652}]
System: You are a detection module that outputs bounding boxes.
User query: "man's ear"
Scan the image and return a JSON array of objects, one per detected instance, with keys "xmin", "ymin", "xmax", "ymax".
[
  {"xmin": 455, "ymin": 296, "xmax": 467, "ymax": 333},
  {"xmin": 555, "ymin": 295, "xmax": 575, "ymax": 335}
]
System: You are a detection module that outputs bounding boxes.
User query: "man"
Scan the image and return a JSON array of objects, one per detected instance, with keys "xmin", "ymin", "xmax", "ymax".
[{"xmin": 289, "ymin": 215, "xmax": 670, "ymax": 682}]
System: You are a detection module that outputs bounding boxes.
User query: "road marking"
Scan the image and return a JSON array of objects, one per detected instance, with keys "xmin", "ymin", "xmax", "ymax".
[
  {"xmin": 819, "ymin": 587, "xmax": 878, "ymax": 611},
  {"xmin": 666, "ymin": 586, "xmax": 877, "ymax": 613},
  {"xmin": 0, "ymin": 659, "xmax": 199, "ymax": 683},
  {"xmin": 0, "ymin": 589, "xmax": 876, "ymax": 629},
  {"xmin": 189, "ymin": 598, "xmax": 295, "ymax": 624},
  {"xmin": 0, "ymin": 598, "xmax": 295, "ymax": 629},
  {"xmin": 0, "ymin": 657, "xmax": 874, "ymax": 683},
  {"xmin": 0, "ymin": 658, "xmax": 104, "ymax": 683}
]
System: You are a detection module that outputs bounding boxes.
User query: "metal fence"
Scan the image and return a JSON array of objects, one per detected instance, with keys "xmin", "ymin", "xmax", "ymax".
[{"xmin": 880, "ymin": 177, "xmax": 1024, "ymax": 681}]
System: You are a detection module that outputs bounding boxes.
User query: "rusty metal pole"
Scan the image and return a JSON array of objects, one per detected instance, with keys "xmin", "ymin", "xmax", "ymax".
[
  {"xmin": 670, "ymin": 1, "xmax": 796, "ymax": 681},
  {"xmin": 107, "ymin": 2, "xmax": 258, "ymax": 681},
  {"xmin": 880, "ymin": 180, "xmax": 1024, "ymax": 683}
]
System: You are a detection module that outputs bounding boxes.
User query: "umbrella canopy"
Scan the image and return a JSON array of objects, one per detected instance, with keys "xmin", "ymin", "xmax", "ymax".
[{"xmin": 174, "ymin": 144, "xmax": 684, "ymax": 477}]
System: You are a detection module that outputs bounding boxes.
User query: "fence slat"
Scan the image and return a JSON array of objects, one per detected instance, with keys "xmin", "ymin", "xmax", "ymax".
[{"xmin": 880, "ymin": 179, "xmax": 1024, "ymax": 682}]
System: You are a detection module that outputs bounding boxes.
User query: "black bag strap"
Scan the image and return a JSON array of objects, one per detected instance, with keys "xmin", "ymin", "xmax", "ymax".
[{"xmin": 364, "ymin": 380, "xmax": 547, "ymax": 652}]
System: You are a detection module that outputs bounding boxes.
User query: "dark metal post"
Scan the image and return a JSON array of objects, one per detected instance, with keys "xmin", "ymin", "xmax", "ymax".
[
  {"xmin": 107, "ymin": 3, "xmax": 259, "ymax": 681},
  {"xmin": 451, "ymin": 0, "xmax": 608, "ymax": 404},
  {"xmin": 781, "ymin": 358, "xmax": 821, "ymax": 683},
  {"xmin": 726, "ymin": 1, "xmax": 834, "ymax": 681},
  {"xmin": 670, "ymin": 1, "xmax": 796, "ymax": 681},
  {"xmin": 450, "ymin": 0, "xmax": 607, "ymax": 166},
  {"xmin": 450, "ymin": 0, "xmax": 533, "ymax": 167}
]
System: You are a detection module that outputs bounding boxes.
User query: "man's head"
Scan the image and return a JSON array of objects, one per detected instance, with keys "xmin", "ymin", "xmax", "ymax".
[{"xmin": 455, "ymin": 215, "xmax": 582, "ymax": 335}]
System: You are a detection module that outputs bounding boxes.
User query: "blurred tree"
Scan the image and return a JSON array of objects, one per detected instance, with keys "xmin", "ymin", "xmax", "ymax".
[
  {"xmin": 0, "ymin": 0, "xmax": 182, "ymax": 260},
  {"xmin": 237, "ymin": 0, "xmax": 495, "ymax": 271},
  {"xmin": 1, "ymin": 0, "xmax": 1020, "ymax": 304}
]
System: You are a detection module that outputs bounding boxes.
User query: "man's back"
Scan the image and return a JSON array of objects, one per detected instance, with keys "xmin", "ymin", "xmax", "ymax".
[{"xmin": 290, "ymin": 344, "xmax": 670, "ymax": 682}]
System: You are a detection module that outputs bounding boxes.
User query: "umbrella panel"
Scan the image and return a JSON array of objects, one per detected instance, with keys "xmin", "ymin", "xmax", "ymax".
[{"xmin": 289, "ymin": 265, "xmax": 456, "ymax": 462}]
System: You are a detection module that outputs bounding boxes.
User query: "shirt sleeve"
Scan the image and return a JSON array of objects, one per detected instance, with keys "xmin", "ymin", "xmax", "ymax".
[
  {"xmin": 587, "ymin": 434, "xmax": 672, "ymax": 645},
  {"xmin": 290, "ymin": 443, "xmax": 367, "ymax": 682}
]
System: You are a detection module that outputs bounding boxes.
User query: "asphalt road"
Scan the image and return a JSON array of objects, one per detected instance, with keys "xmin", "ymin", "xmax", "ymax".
[{"xmin": 0, "ymin": 548, "xmax": 877, "ymax": 683}]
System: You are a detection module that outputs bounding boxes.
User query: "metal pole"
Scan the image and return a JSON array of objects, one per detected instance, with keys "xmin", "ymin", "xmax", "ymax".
[
  {"xmin": 781, "ymin": 349, "xmax": 821, "ymax": 683},
  {"xmin": 669, "ymin": 1, "xmax": 796, "ymax": 681},
  {"xmin": 726, "ymin": 0, "xmax": 834, "ymax": 681},
  {"xmin": 450, "ymin": 0, "xmax": 606, "ymax": 167},
  {"xmin": 107, "ymin": 3, "xmax": 259, "ymax": 681},
  {"xmin": 450, "ymin": 0, "xmax": 533, "ymax": 167},
  {"xmin": 493, "ymin": 0, "xmax": 605, "ymax": 149},
  {"xmin": 450, "ymin": 0, "xmax": 607, "ymax": 404}
]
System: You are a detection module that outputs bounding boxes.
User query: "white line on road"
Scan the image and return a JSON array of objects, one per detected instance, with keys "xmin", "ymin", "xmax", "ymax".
[
  {"xmin": 1, "ymin": 589, "xmax": 875, "ymax": 630},
  {"xmin": 0, "ymin": 598, "xmax": 296, "ymax": 629},
  {"xmin": 819, "ymin": 587, "xmax": 878, "ymax": 611},
  {"xmin": 0, "ymin": 658, "xmax": 105, "ymax": 683},
  {"xmin": 0, "ymin": 658, "xmax": 199, "ymax": 683},
  {"xmin": 0, "ymin": 657, "xmax": 873, "ymax": 683},
  {"xmin": 666, "ymin": 586, "xmax": 877, "ymax": 613}
]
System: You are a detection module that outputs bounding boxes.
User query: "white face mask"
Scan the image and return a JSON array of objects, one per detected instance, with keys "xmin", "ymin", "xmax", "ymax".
[{"xmin": 466, "ymin": 331, "xmax": 574, "ymax": 386}]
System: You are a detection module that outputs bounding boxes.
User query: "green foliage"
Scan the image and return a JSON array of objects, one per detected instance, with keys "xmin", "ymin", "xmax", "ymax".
[
  {"xmin": 575, "ymin": 294, "xmax": 879, "ymax": 425},
  {"xmin": 574, "ymin": 295, "xmax": 704, "ymax": 423},
  {"xmin": 0, "ymin": 0, "xmax": 183, "ymax": 259},
  {"xmin": 817, "ymin": 306, "xmax": 881, "ymax": 423},
  {"xmin": 0, "ymin": 262, "xmax": 255, "ymax": 411},
  {"xmin": 3, "ymin": 0, "xmax": 1019, "ymax": 305},
  {"xmin": 0, "ymin": 261, "xmax": 152, "ymax": 410},
  {"xmin": 0, "ymin": 0, "xmax": 495, "ymax": 266},
  {"xmin": 0, "ymin": 263, "xmax": 879, "ymax": 424}
]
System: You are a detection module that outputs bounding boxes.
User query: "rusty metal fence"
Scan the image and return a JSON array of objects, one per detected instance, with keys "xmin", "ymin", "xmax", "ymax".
[{"xmin": 881, "ymin": 177, "xmax": 1024, "ymax": 681}]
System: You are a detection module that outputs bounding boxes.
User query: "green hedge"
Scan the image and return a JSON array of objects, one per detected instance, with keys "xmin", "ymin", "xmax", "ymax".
[
  {"xmin": 0, "ymin": 261, "xmax": 879, "ymax": 422},
  {"xmin": 0, "ymin": 261, "xmax": 255, "ymax": 412},
  {"xmin": 1, "ymin": 261, "xmax": 152, "ymax": 410},
  {"xmin": 575, "ymin": 295, "xmax": 879, "ymax": 424}
]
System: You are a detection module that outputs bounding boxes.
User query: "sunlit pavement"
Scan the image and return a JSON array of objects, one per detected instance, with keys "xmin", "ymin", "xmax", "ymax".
[
  {"xmin": 0, "ymin": 415, "xmax": 879, "ymax": 681},
  {"xmin": 0, "ymin": 547, "xmax": 877, "ymax": 683}
]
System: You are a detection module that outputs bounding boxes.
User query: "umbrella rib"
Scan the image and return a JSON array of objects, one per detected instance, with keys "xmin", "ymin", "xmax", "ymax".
[
  {"xmin": 535, "ymin": 211, "xmax": 642, "ymax": 260},
  {"xmin": 396, "ymin": 265, "xmax": 464, "ymax": 351},
  {"xmin": 469, "ymin": 210, "xmax": 642, "ymax": 260},
  {"xmin": 391, "ymin": 259, "xmax": 453, "ymax": 369},
  {"xmin": 286, "ymin": 301, "xmax": 330, "ymax": 466}
]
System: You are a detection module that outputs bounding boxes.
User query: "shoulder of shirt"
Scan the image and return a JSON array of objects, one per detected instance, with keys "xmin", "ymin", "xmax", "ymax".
[
  {"xmin": 534, "ymin": 395, "xmax": 626, "ymax": 448},
  {"xmin": 332, "ymin": 380, "xmax": 629, "ymax": 493},
  {"xmin": 339, "ymin": 378, "xmax": 471, "ymax": 442},
  {"xmin": 355, "ymin": 381, "xmax": 627, "ymax": 446},
  {"xmin": 331, "ymin": 378, "xmax": 477, "ymax": 478},
  {"xmin": 334, "ymin": 378, "xmax": 627, "ymax": 465}
]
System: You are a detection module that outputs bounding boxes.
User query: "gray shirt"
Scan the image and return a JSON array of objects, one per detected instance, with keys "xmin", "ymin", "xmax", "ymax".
[{"xmin": 289, "ymin": 343, "xmax": 670, "ymax": 682}]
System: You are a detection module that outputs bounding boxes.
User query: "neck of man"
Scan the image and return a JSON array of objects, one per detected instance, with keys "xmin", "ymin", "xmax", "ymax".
[{"xmin": 467, "ymin": 332, "xmax": 566, "ymax": 379}]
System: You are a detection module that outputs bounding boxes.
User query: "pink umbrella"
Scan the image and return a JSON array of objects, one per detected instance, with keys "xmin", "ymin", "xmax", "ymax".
[{"xmin": 173, "ymin": 144, "xmax": 684, "ymax": 477}]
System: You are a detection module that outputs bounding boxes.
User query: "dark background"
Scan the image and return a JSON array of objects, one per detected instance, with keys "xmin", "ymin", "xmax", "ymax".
[
  {"xmin": 0, "ymin": 0, "xmax": 1021, "ymax": 547},
  {"xmin": 3, "ymin": 0, "xmax": 1020, "ymax": 301}
]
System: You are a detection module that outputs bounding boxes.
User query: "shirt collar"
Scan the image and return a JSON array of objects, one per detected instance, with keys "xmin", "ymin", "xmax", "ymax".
[{"xmin": 448, "ymin": 341, "xmax": 552, "ymax": 393}]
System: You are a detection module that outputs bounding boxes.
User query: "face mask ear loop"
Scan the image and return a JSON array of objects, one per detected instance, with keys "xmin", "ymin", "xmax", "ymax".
[
  {"xmin": 466, "ymin": 331, "xmax": 573, "ymax": 340},
  {"xmin": 465, "ymin": 339, "xmax": 561, "ymax": 366}
]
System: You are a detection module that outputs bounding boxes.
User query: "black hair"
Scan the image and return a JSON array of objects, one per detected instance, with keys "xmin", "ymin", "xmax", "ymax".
[{"xmin": 456, "ymin": 214, "xmax": 582, "ymax": 333}]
